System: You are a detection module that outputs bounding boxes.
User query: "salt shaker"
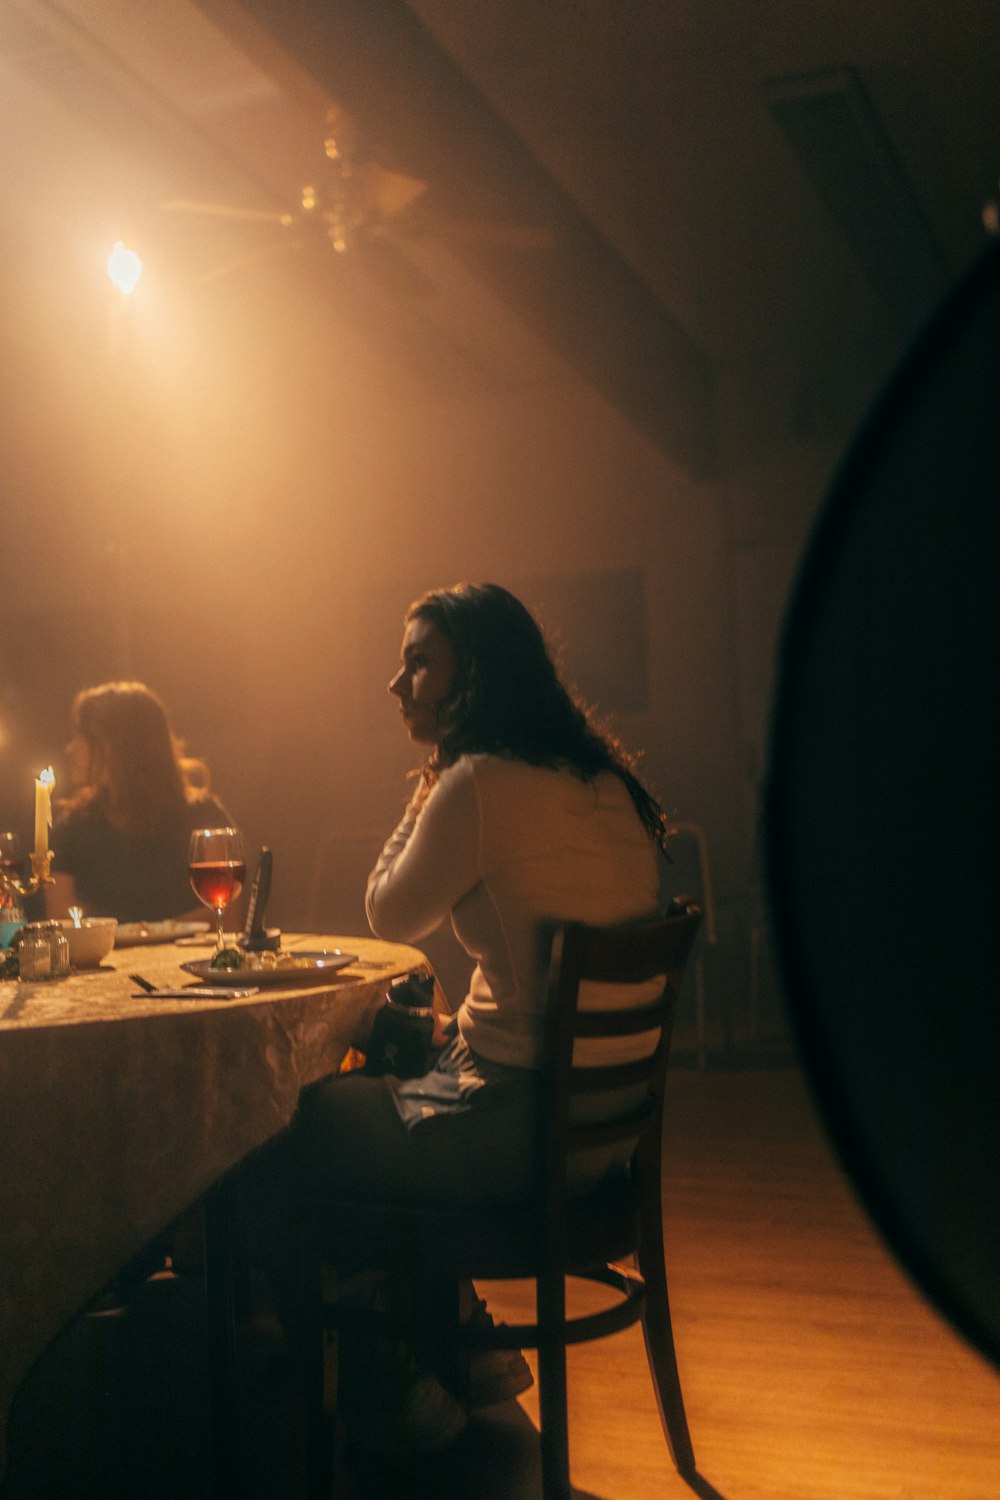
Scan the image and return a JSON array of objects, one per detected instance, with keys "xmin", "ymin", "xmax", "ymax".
[
  {"xmin": 17, "ymin": 921, "xmax": 70, "ymax": 981},
  {"xmin": 44, "ymin": 922, "xmax": 71, "ymax": 979}
]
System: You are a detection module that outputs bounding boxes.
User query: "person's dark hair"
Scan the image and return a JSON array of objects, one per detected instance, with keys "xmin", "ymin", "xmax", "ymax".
[
  {"xmin": 407, "ymin": 583, "xmax": 671, "ymax": 852},
  {"xmin": 60, "ymin": 681, "xmax": 211, "ymax": 837}
]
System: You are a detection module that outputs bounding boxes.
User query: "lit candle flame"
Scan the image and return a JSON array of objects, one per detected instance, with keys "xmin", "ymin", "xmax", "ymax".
[{"xmin": 34, "ymin": 766, "xmax": 55, "ymax": 859}]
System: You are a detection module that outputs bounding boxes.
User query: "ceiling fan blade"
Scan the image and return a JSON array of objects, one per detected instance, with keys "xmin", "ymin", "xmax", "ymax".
[
  {"xmin": 358, "ymin": 162, "xmax": 429, "ymax": 220},
  {"xmin": 164, "ymin": 198, "xmax": 295, "ymax": 227}
]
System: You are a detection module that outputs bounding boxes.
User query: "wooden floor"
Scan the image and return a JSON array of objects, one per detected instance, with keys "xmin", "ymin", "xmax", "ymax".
[
  {"xmin": 395, "ymin": 1065, "xmax": 1000, "ymax": 1500},
  {"xmin": 6, "ymin": 1066, "xmax": 999, "ymax": 1499}
]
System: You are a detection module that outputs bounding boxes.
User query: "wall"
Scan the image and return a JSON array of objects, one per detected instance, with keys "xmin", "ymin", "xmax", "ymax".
[{"xmin": 0, "ymin": 218, "xmax": 863, "ymax": 1053}]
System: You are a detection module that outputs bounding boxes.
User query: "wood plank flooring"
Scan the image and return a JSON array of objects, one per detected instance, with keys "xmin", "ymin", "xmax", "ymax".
[
  {"xmin": 407, "ymin": 1066, "xmax": 1000, "ymax": 1500},
  {"xmin": 6, "ymin": 1066, "xmax": 997, "ymax": 1499}
]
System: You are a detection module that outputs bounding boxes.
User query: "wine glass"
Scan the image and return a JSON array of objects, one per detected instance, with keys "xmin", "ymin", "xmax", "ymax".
[
  {"xmin": 188, "ymin": 827, "xmax": 246, "ymax": 950},
  {"xmin": 0, "ymin": 832, "xmax": 28, "ymax": 952},
  {"xmin": 0, "ymin": 832, "xmax": 25, "ymax": 885}
]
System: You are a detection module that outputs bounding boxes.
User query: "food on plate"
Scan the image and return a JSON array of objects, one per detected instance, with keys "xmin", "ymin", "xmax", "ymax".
[
  {"xmin": 208, "ymin": 946, "xmax": 335, "ymax": 973},
  {"xmin": 210, "ymin": 946, "xmax": 245, "ymax": 970}
]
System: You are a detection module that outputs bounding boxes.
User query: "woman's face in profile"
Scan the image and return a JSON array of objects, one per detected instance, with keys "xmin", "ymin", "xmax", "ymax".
[
  {"xmin": 388, "ymin": 616, "xmax": 456, "ymax": 744},
  {"xmin": 64, "ymin": 729, "xmax": 93, "ymax": 789}
]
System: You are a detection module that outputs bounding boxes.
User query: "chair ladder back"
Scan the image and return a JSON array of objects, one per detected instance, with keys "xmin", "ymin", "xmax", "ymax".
[
  {"xmin": 539, "ymin": 906, "xmax": 702, "ymax": 1216},
  {"xmin": 572, "ymin": 995, "xmax": 673, "ymax": 1037}
]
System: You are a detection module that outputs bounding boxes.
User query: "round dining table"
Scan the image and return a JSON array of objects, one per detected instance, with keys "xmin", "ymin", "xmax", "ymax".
[{"xmin": 0, "ymin": 929, "xmax": 428, "ymax": 1481}]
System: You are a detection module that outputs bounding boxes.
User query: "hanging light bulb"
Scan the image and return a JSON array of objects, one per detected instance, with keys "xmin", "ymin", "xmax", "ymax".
[{"xmin": 106, "ymin": 240, "xmax": 143, "ymax": 295}]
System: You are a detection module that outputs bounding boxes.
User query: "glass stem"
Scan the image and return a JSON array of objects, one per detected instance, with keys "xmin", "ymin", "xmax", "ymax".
[{"xmin": 215, "ymin": 908, "xmax": 226, "ymax": 950}]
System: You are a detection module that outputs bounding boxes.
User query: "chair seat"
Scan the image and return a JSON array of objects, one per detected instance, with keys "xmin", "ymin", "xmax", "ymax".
[{"xmin": 309, "ymin": 1172, "xmax": 641, "ymax": 1281}]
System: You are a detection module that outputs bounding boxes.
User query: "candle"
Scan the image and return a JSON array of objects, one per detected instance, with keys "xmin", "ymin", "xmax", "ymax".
[{"xmin": 34, "ymin": 767, "xmax": 55, "ymax": 858}]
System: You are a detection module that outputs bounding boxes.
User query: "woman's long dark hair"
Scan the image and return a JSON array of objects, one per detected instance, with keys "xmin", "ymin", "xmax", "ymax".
[
  {"xmin": 408, "ymin": 583, "xmax": 672, "ymax": 852},
  {"xmin": 59, "ymin": 681, "xmax": 210, "ymax": 837}
]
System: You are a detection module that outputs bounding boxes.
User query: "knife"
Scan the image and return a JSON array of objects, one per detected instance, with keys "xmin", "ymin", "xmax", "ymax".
[{"xmin": 129, "ymin": 977, "xmax": 259, "ymax": 1000}]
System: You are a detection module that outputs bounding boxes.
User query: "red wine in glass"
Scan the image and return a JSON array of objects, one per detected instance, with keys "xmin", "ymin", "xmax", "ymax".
[
  {"xmin": 189, "ymin": 861, "xmax": 246, "ymax": 911},
  {"xmin": 188, "ymin": 827, "xmax": 245, "ymax": 949}
]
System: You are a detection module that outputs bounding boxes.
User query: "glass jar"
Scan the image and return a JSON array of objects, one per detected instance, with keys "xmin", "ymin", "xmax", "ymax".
[
  {"xmin": 17, "ymin": 921, "xmax": 71, "ymax": 982},
  {"xmin": 45, "ymin": 922, "xmax": 71, "ymax": 979}
]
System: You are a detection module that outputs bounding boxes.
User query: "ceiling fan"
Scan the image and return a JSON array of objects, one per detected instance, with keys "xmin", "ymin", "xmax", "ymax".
[{"xmin": 163, "ymin": 107, "xmax": 554, "ymax": 289}]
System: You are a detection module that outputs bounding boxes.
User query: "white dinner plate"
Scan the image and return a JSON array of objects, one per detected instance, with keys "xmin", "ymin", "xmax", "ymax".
[
  {"xmin": 115, "ymin": 920, "xmax": 212, "ymax": 946},
  {"xmin": 180, "ymin": 950, "xmax": 358, "ymax": 987}
]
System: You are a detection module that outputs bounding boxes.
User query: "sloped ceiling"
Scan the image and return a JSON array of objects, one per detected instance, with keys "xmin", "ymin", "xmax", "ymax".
[
  {"xmin": 2, "ymin": 0, "xmax": 998, "ymax": 473},
  {"xmin": 193, "ymin": 0, "xmax": 717, "ymax": 470}
]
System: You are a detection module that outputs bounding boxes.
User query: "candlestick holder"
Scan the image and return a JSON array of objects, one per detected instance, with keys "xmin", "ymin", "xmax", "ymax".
[
  {"xmin": 1, "ymin": 849, "xmax": 53, "ymax": 940},
  {"xmin": 1, "ymin": 849, "xmax": 54, "ymax": 900}
]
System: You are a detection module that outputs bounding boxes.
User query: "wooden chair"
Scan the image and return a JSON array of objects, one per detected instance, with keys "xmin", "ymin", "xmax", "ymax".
[{"xmin": 297, "ymin": 900, "xmax": 702, "ymax": 1499}]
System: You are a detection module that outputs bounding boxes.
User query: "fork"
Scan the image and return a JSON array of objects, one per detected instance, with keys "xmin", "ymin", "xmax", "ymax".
[{"xmin": 127, "ymin": 970, "xmax": 259, "ymax": 1001}]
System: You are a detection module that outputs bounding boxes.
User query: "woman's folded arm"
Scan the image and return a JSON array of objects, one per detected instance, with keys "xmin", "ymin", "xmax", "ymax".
[{"xmin": 365, "ymin": 760, "xmax": 482, "ymax": 942}]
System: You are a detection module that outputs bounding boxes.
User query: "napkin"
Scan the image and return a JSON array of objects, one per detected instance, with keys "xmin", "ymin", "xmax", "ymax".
[{"xmin": 130, "ymin": 985, "xmax": 260, "ymax": 1001}]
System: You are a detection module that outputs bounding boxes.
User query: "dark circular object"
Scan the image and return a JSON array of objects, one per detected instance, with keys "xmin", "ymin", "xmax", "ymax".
[{"xmin": 766, "ymin": 242, "xmax": 1000, "ymax": 1368}]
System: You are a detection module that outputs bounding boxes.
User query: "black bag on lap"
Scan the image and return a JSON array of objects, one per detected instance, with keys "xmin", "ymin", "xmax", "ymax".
[{"xmin": 362, "ymin": 972, "xmax": 437, "ymax": 1079}]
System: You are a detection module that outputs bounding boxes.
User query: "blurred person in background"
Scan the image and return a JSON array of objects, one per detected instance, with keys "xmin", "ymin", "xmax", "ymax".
[{"xmin": 45, "ymin": 680, "xmax": 232, "ymax": 923}]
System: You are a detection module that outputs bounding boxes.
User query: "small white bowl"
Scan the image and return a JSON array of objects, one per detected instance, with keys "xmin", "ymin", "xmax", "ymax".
[{"xmin": 58, "ymin": 917, "xmax": 118, "ymax": 968}]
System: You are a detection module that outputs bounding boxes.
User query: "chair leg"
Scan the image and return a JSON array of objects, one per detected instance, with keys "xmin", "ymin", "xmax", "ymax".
[
  {"xmin": 637, "ymin": 1229, "xmax": 696, "ymax": 1476},
  {"xmin": 535, "ymin": 1272, "xmax": 572, "ymax": 1500}
]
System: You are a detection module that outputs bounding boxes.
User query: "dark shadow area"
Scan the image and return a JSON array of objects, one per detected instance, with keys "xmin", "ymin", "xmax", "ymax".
[
  {"xmin": 2, "ymin": 1269, "xmax": 295, "ymax": 1500},
  {"xmin": 2, "ymin": 1275, "xmax": 214, "ymax": 1500},
  {"xmin": 2, "ymin": 1263, "xmax": 727, "ymax": 1499},
  {"xmin": 766, "ymin": 240, "xmax": 1000, "ymax": 1369},
  {"xmin": 340, "ymin": 1403, "xmax": 548, "ymax": 1500}
]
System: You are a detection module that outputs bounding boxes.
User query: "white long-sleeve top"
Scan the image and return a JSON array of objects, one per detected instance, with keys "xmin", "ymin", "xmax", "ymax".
[{"xmin": 365, "ymin": 754, "xmax": 661, "ymax": 1069}]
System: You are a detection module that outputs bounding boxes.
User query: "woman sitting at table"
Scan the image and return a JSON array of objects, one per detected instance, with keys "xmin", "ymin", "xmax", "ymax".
[
  {"xmin": 44, "ymin": 680, "xmax": 233, "ymax": 924},
  {"xmin": 294, "ymin": 582, "xmax": 673, "ymax": 1446}
]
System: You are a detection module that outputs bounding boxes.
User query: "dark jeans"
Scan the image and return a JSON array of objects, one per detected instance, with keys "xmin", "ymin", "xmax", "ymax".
[
  {"xmin": 238, "ymin": 1067, "xmax": 538, "ymax": 1422},
  {"xmin": 294, "ymin": 1067, "xmax": 538, "ymax": 1206},
  {"xmin": 236, "ymin": 1065, "xmax": 536, "ymax": 1335}
]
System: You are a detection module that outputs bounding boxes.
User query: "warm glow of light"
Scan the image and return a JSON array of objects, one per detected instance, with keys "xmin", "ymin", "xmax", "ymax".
[{"xmin": 107, "ymin": 240, "xmax": 142, "ymax": 294}]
